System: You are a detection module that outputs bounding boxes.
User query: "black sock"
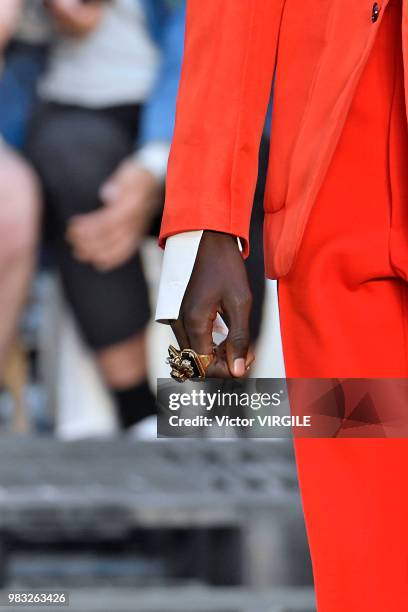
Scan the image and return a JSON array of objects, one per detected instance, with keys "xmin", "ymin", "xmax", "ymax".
[{"xmin": 113, "ymin": 380, "xmax": 157, "ymax": 430}]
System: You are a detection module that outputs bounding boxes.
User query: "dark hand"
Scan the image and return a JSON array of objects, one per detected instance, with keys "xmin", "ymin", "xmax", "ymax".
[{"xmin": 171, "ymin": 231, "xmax": 254, "ymax": 378}]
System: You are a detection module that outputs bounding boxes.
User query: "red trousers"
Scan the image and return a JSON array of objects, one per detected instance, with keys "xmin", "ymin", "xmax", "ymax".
[{"xmin": 278, "ymin": 1, "xmax": 408, "ymax": 609}]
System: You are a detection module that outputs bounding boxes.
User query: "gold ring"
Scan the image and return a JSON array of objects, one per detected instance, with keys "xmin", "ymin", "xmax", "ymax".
[{"xmin": 167, "ymin": 345, "xmax": 215, "ymax": 383}]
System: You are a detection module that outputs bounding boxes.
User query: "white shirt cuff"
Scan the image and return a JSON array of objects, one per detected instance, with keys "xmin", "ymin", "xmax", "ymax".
[
  {"xmin": 155, "ymin": 230, "xmax": 204, "ymax": 323},
  {"xmin": 134, "ymin": 141, "xmax": 171, "ymax": 182}
]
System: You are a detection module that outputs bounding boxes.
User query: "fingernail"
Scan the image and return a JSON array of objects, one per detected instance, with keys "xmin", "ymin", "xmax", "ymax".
[{"xmin": 233, "ymin": 358, "xmax": 246, "ymax": 377}]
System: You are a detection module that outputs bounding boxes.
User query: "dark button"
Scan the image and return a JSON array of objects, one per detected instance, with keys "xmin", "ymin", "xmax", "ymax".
[{"xmin": 371, "ymin": 2, "xmax": 380, "ymax": 23}]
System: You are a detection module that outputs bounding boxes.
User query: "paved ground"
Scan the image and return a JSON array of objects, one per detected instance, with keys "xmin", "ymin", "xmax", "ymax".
[{"xmin": 0, "ymin": 435, "xmax": 313, "ymax": 610}]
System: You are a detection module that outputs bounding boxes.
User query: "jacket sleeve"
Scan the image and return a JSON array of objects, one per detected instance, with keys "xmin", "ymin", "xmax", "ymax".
[{"xmin": 159, "ymin": 0, "xmax": 284, "ymax": 257}]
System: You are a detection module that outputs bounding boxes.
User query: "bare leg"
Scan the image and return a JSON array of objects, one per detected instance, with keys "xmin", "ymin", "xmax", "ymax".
[
  {"xmin": 96, "ymin": 330, "xmax": 148, "ymax": 389},
  {"xmin": 96, "ymin": 330, "xmax": 156, "ymax": 431},
  {"xmin": 0, "ymin": 146, "xmax": 40, "ymax": 377}
]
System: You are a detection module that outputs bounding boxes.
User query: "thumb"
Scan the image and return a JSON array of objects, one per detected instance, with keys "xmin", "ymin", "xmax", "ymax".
[
  {"xmin": 225, "ymin": 301, "xmax": 251, "ymax": 377},
  {"xmin": 99, "ymin": 178, "xmax": 119, "ymax": 204}
]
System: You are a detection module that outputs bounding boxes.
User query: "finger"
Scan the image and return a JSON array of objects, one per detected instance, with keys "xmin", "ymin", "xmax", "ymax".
[
  {"xmin": 99, "ymin": 162, "xmax": 134, "ymax": 204},
  {"xmin": 206, "ymin": 359, "xmax": 231, "ymax": 378},
  {"xmin": 170, "ymin": 319, "xmax": 190, "ymax": 350},
  {"xmin": 224, "ymin": 293, "xmax": 252, "ymax": 377},
  {"xmin": 206, "ymin": 343, "xmax": 232, "ymax": 378},
  {"xmin": 68, "ymin": 207, "xmax": 120, "ymax": 236},
  {"xmin": 67, "ymin": 211, "xmax": 126, "ymax": 252},
  {"xmin": 74, "ymin": 232, "xmax": 136, "ymax": 270},
  {"xmin": 71, "ymin": 220, "xmax": 129, "ymax": 251},
  {"xmin": 70, "ymin": 231, "xmax": 116, "ymax": 262},
  {"xmin": 168, "ymin": 319, "xmax": 230, "ymax": 379},
  {"xmin": 92, "ymin": 238, "xmax": 138, "ymax": 271},
  {"xmin": 67, "ymin": 212, "xmax": 106, "ymax": 242},
  {"xmin": 181, "ymin": 301, "xmax": 217, "ymax": 356},
  {"xmin": 245, "ymin": 349, "xmax": 256, "ymax": 375},
  {"xmin": 99, "ymin": 180, "xmax": 119, "ymax": 204},
  {"xmin": 246, "ymin": 349, "xmax": 256, "ymax": 368}
]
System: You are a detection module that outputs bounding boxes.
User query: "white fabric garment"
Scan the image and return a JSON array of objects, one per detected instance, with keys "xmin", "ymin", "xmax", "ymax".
[
  {"xmin": 39, "ymin": 0, "xmax": 159, "ymax": 108},
  {"xmin": 155, "ymin": 230, "xmax": 203, "ymax": 322},
  {"xmin": 133, "ymin": 141, "xmax": 170, "ymax": 182}
]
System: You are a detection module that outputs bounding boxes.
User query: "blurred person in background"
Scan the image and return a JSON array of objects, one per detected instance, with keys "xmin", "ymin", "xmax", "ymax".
[
  {"xmin": 27, "ymin": 0, "xmax": 186, "ymax": 434},
  {"xmin": 0, "ymin": 0, "xmax": 43, "ymax": 377}
]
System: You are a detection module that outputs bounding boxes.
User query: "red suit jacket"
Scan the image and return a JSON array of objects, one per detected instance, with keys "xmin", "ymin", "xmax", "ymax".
[{"xmin": 159, "ymin": 0, "xmax": 403, "ymax": 277}]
